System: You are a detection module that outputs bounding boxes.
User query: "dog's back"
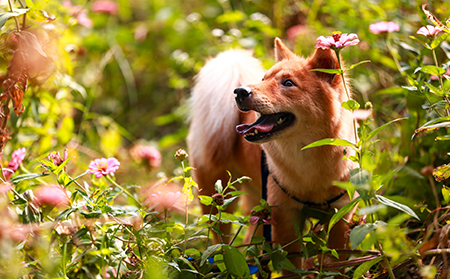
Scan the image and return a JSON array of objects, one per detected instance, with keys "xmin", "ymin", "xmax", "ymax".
[
  {"xmin": 187, "ymin": 50, "xmax": 265, "ymax": 240},
  {"xmin": 188, "ymin": 50, "xmax": 264, "ymax": 168}
]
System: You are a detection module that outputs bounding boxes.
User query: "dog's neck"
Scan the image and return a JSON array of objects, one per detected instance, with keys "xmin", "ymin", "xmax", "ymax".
[{"xmin": 262, "ymin": 116, "xmax": 356, "ymax": 204}]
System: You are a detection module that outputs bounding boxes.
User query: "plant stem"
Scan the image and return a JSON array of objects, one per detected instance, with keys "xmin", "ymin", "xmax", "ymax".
[
  {"xmin": 106, "ymin": 175, "xmax": 142, "ymax": 207},
  {"xmin": 432, "ymin": 48, "xmax": 450, "ymax": 116},
  {"xmin": 205, "ymin": 205, "xmax": 214, "ymax": 249},
  {"xmin": 336, "ymin": 50, "xmax": 359, "ymax": 147},
  {"xmin": 7, "ymin": 0, "xmax": 21, "ymax": 32},
  {"xmin": 377, "ymin": 241, "xmax": 396, "ymax": 279}
]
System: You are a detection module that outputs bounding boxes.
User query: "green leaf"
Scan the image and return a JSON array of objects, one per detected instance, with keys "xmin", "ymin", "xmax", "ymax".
[
  {"xmin": 431, "ymin": 33, "xmax": 449, "ymax": 49},
  {"xmin": 310, "ymin": 68, "xmax": 344, "ymax": 74},
  {"xmin": 347, "ymin": 60, "xmax": 371, "ymax": 71},
  {"xmin": 0, "ymin": 9, "xmax": 28, "ymax": 28},
  {"xmin": 328, "ymin": 196, "xmax": 361, "ymax": 233},
  {"xmin": 414, "ymin": 121, "xmax": 450, "ymax": 137},
  {"xmin": 198, "ymin": 195, "xmax": 213, "ymax": 206},
  {"xmin": 341, "ymin": 100, "xmax": 360, "ymax": 111},
  {"xmin": 350, "ymin": 221, "xmax": 386, "ymax": 248},
  {"xmin": 410, "ymin": 35, "xmax": 433, "ymax": 50},
  {"xmin": 10, "ymin": 173, "xmax": 48, "ymax": 184},
  {"xmin": 55, "ymin": 207, "xmax": 78, "ymax": 221},
  {"xmin": 363, "ymin": 117, "xmax": 406, "ymax": 142},
  {"xmin": 442, "ymin": 186, "xmax": 450, "ymax": 204},
  {"xmin": 425, "ymin": 82, "xmax": 446, "ymax": 96},
  {"xmin": 421, "ymin": 65, "xmax": 446, "ymax": 76},
  {"xmin": 57, "ymin": 172, "xmax": 71, "ymax": 186},
  {"xmin": 301, "ymin": 138, "xmax": 356, "ymax": 150},
  {"xmin": 433, "ymin": 164, "xmax": 450, "ymax": 182},
  {"xmin": 353, "ymin": 256, "xmax": 382, "ymax": 279},
  {"xmin": 201, "ymin": 244, "xmax": 224, "ymax": 265},
  {"xmin": 223, "ymin": 246, "xmax": 250, "ymax": 278},
  {"xmin": 375, "ymin": 195, "xmax": 419, "ymax": 220},
  {"xmin": 271, "ymin": 247, "xmax": 288, "ymax": 272}
]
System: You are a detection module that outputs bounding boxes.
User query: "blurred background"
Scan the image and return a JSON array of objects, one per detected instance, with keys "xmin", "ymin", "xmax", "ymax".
[{"xmin": 1, "ymin": 0, "xmax": 450, "ymax": 212}]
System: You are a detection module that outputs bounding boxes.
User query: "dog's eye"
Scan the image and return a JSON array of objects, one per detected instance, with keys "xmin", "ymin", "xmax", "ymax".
[{"xmin": 282, "ymin": 79, "xmax": 295, "ymax": 87}]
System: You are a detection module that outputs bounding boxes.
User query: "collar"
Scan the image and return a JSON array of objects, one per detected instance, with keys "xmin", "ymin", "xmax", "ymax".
[
  {"xmin": 261, "ymin": 150, "xmax": 347, "ymax": 209},
  {"xmin": 270, "ymin": 173, "xmax": 347, "ymax": 208}
]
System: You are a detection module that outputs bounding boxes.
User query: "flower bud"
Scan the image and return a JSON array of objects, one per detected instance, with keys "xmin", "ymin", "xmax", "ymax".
[
  {"xmin": 364, "ymin": 101, "xmax": 373, "ymax": 110},
  {"xmin": 174, "ymin": 149, "xmax": 188, "ymax": 161},
  {"xmin": 212, "ymin": 193, "xmax": 224, "ymax": 205}
]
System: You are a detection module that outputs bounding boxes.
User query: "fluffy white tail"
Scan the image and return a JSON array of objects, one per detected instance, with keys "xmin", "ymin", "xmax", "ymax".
[{"xmin": 188, "ymin": 50, "xmax": 265, "ymax": 167}]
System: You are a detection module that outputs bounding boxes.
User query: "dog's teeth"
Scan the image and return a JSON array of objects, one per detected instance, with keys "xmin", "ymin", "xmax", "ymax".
[
  {"xmin": 254, "ymin": 129, "xmax": 259, "ymax": 134},
  {"xmin": 277, "ymin": 118, "xmax": 283, "ymax": 125}
]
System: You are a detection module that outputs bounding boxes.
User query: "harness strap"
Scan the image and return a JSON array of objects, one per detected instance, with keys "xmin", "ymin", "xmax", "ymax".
[{"xmin": 260, "ymin": 150, "xmax": 271, "ymax": 242}]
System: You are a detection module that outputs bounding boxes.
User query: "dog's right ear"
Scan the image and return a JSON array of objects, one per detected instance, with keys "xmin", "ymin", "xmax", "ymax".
[
  {"xmin": 308, "ymin": 48, "xmax": 339, "ymax": 84},
  {"xmin": 275, "ymin": 38, "xmax": 295, "ymax": 62}
]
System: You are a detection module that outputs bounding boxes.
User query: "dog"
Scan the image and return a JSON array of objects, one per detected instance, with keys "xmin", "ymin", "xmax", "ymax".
[{"xmin": 187, "ymin": 38, "xmax": 357, "ymax": 272}]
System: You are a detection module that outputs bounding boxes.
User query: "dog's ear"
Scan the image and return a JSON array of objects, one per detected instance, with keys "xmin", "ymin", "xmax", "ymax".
[
  {"xmin": 274, "ymin": 38, "xmax": 295, "ymax": 62},
  {"xmin": 308, "ymin": 48, "xmax": 339, "ymax": 84}
]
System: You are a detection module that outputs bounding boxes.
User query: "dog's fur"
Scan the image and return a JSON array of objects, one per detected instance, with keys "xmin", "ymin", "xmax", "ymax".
[{"xmin": 187, "ymin": 38, "xmax": 357, "ymax": 271}]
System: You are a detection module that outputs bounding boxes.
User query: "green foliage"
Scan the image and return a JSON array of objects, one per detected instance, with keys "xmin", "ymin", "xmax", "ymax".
[{"xmin": 0, "ymin": 0, "xmax": 450, "ymax": 278}]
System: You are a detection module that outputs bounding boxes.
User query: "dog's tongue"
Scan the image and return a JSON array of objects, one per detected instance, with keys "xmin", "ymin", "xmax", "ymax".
[{"xmin": 236, "ymin": 115, "xmax": 276, "ymax": 135}]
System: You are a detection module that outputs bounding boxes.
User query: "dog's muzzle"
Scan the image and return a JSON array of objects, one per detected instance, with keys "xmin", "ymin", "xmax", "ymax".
[{"xmin": 234, "ymin": 86, "xmax": 252, "ymax": 111}]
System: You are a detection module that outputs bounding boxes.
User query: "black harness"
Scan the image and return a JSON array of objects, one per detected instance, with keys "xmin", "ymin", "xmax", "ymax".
[{"xmin": 260, "ymin": 150, "xmax": 347, "ymax": 241}]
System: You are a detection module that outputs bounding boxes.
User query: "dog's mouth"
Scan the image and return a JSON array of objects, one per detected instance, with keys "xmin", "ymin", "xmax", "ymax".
[{"xmin": 236, "ymin": 112, "xmax": 295, "ymax": 142}]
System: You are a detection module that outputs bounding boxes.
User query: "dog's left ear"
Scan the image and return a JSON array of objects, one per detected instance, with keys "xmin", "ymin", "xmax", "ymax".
[
  {"xmin": 274, "ymin": 38, "xmax": 295, "ymax": 62},
  {"xmin": 308, "ymin": 48, "xmax": 339, "ymax": 84}
]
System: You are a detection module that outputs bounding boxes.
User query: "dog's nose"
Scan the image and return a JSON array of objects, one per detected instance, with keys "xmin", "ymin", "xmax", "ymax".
[{"xmin": 234, "ymin": 86, "xmax": 252, "ymax": 104}]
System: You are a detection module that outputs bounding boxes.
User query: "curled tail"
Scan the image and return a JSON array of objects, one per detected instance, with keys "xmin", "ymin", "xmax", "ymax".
[{"xmin": 187, "ymin": 50, "xmax": 265, "ymax": 168}]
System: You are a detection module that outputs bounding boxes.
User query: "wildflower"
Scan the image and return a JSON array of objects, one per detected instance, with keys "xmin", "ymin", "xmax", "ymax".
[
  {"xmin": 63, "ymin": 0, "xmax": 93, "ymax": 28},
  {"xmin": 101, "ymin": 267, "xmax": 117, "ymax": 279},
  {"xmin": 315, "ymin": 33, "xmax": 360, "ymax": 50},
  {"xmin": 92, "ymin": 1, "xmax": 119, "ymax": 15},
  {"xmin": 249, "ymin": 208, "xmax": 275, "ymax": 225},
  {"xmin": 174, "ymin": 149, "xmax": 188, "ymax": 161},
  {"xmin": 145, "ymin": 186, "xmax": 184, "ymax": 213},
  {"xmin": 353, "ymin": 109, "xmax": 372, "ymax": 121},
  {"xmin": 417, "ymin": 25, "xmax": 442, "ymax": 37},
  {"xmin": 129, "ymin": 145, "xmax": 162, "ymax": 169},
  {"xmin": 369, "ymin": 21, "xmax": 400, "ymax": 34},
  {"xmin": 3, "ymin": 147, "xmax": 26, "ymax": 181},
  {"xmin": 88, "ymin": 157, "xmax": 120, "ymax": 178},
  {"xmin": 48, "ymin": 149, "xmax": 68, "ymax": 167},
  {"xmin": 34, "ymin": 185, "xmax": 69, "ymax": 207}
]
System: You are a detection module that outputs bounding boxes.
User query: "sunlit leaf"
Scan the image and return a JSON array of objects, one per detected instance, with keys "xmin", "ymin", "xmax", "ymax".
[
  {"xmin": 433, "ymin": 164, "xmax": 450, "ymax": 182},
  {"xmin": 301, "ymin": 138, "xmax": 356, "ymax": 150},
  {"xmin": 375, "ymin": 195, "xmax": 419, "ymax": 219},
  {"xmin": 328, "ymin": 197, "xmax": 361, "ymax": 233}
]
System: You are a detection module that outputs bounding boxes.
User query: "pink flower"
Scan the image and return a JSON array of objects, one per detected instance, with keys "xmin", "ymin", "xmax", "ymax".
[
  {"xmin": 315, "ymin": 33, "xmax": 360, "ymax": 50},
  {"xmin": 417, "ymin": 25, "xmax": 442, "ymax": 37},
  {"xmin": 369, "ymin": 21, "xmax": 400, "ymax": 34},
  {"xmin": 88, "ymin": 157, "xmax": 120, "ymax": 178},
  {"xmin": 35, "ymin": 185, "xmax": 69, "ymax": 207},
  {"xmin": 92, "ymin": 1, "xmax": 119, "ymax": 15},
  {"xmin": 3, "ymin": 147, "xmax": 26, "ymax": 181},
  {"xmin": 431, "ymin": 68, "xmax": 450, "ymax": 80},
  {"xmin": 130, "ymin": 145, "xmax": 162, "ymax": 169},
  {"xmin": 101, "ymin": 267, "xmax": 117, "ymax": 278},
  {"xmin": 249, "ymin": 215, "xmax": 275, "ymax": 225},
  {"xmin": 353, "ymin": 109, "xmax": 372, "ymax": 121},
  {"xmin": 145, "ymin": 187, "xmax": 184, "ymax": 213},
  {"xmin": 63, "ymin": 0, "xmax": 93, "ymax": 28}
]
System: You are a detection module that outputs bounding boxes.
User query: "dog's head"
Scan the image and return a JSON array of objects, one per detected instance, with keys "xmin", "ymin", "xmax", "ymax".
[{"xmin": 235, "ymin": 38, "xmax": 350, "ymax": 144}]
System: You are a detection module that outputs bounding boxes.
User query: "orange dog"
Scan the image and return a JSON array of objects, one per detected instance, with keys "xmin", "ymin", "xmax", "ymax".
[{"xmin": 188, "ymin": 38, "xmax": 357, "ymax": 270}]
